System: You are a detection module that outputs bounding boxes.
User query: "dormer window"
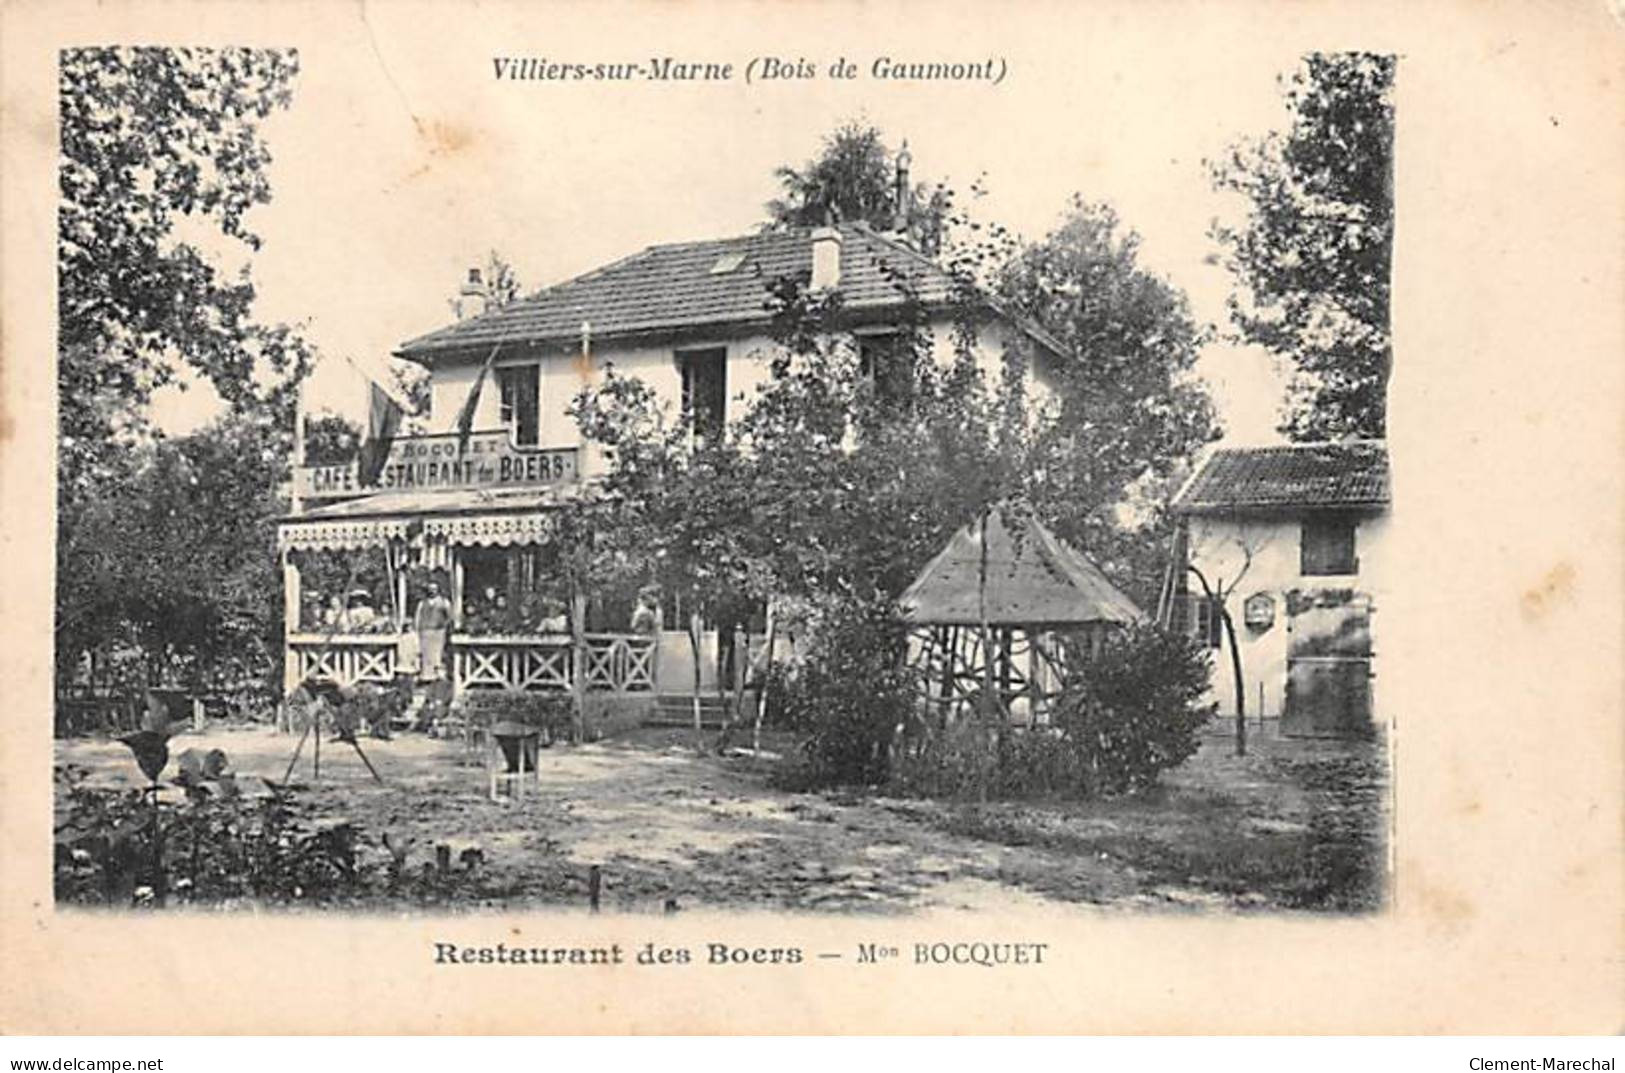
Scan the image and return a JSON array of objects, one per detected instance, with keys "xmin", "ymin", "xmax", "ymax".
[{"xmin": 497, "ymin": 364, "xmax": 540, "ymax": 447}]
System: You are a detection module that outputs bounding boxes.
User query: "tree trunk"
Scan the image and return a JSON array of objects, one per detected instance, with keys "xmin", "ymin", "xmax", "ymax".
[
  {"xmin": 570, "ymin": 587, "xmax": 588, "ymax": 742},
  {"xmin": 1185, "ymin": 564, "xmax": 1247, "ymax": 757},
  {"xmin": 687, "ymin": 609, "xmax": 703, "ymax": 731},
  {"xmin": 715, "ymin": 623, "xmax": 737, "ymax": 748},
  {"xmin": 751, "ymin": 600, "xmax": 777, "ymax": 754},
  {"xmin": 1220, "ymin": 606, "xmax": 1247, "ymax": 757},
  {"xmin": 716, "ymin": 623, "xmax": 749, "ymax": 754}
]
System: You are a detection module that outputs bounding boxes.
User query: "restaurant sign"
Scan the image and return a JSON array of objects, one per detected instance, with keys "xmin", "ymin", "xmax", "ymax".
[{"xmin": 298, "ymin": 431, "xmax": 579, "ymax": 500}]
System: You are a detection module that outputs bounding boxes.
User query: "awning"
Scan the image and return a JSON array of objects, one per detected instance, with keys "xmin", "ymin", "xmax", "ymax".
[
  {"xmin": 277, "ymin": 518, "xmax": 412, "ymax": 552},
  {"xmin": 424, "ymin": 513, "xmax": 555, "ymax": 546},
  {"xmin": 277, "ymin": 487, "xmax": 571, "ymax": 553}
]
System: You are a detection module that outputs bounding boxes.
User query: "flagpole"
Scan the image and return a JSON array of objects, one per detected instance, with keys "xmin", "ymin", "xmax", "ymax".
[
  {"xmin": 292, "ymin": 378, "xmax": 307, "ymax": 516},
  {"xmin": 456, "ymin": 340, "xmax": 503, "ymax": 457},
  {"xmin": 341, "ymin": 352, "xmax": 413, "ymax": 413}
]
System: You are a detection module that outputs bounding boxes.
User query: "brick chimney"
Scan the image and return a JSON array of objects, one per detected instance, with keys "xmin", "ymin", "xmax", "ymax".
[
  {"xmin": 893, "ymin": 139, "xmax": 913, "ymax": 237},
  {"xmin": 810, "ymin": 227, "xmax": 843, "ymax": 291},
  {"xmin": 457, "ymin": 267, "xmax": 487, "ymax": 320}
]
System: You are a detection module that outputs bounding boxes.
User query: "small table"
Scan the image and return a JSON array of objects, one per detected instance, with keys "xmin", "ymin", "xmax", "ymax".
[{"xmin": 487, "ymin": 720, "xmax": 541, "ymax": 802}]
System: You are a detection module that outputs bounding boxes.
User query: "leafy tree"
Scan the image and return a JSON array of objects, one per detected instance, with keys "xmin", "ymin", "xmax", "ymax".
[
  {"xmin": 764, "ymin": 127, "xmax": 1219, "ymax": 608},
  {"xmin": 58, "ymin": 414, "xmax": 287, "ymax": 701},
  {"xmin": 388, "ymin": 362, "xmax": 432, "ymax": 429},
  {"xmin": 571, "ymin": 266, "xmax": 1042, "ymax": 768},
  {"xmin": 451, "ymin": 249, "xmax": 525, "ymax": 320},
  {"xmin": 568, "ymin": 369, "xmax": 763, "ymax": 728},
  {"xmin": 995, "ymin": 198, "xmax": 1219, "ymax": 608},
  {"xmin": 303, "ymin": 411, "xmax": 363, "ymax": 465},
  {"xmin": 56, "ymin": 47, "xmax": 311, "ymax": 698},
  {"xmin": 764, "ymin": 120, "xmax": 949, "ymax": 253},
  {"xmin": 58, "ymin": 46, "xmax": 311, "ymax": 492},
  {"xmin": 1209, "ymin": 52, "xmax": 1396, "ymax": 441},
  {"xmin": 480, "ymin": 250, "xmax": 524, "ymax": 308}
]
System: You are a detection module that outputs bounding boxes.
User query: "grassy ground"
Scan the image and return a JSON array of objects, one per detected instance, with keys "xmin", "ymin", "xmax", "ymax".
[{"xmin": 54, "ymin": 720, "xmax": 1387, "ymax": 914}]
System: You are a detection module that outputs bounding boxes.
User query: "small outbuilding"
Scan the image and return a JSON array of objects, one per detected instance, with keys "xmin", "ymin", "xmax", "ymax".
[
  {"xmin": 899, "ymin": 507, "xmax": 1144, "ymax": 725},
  {"xmin": 1166, "ymin": 440, "xmax": 1390, "ymax": 738}
]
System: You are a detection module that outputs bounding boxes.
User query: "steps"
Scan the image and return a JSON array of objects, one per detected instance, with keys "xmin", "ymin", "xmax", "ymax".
[{"xmin": 645, "ymin": 693, "xmax": 737, "ymax": 728}]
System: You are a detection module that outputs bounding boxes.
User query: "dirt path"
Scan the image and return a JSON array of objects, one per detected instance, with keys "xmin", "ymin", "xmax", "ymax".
[
  {"xmin": 56, "ymin": 725, "xmax": 1384, "ymax": 913},
  {"xmin": 59, "ymin": 726, "xmax": 1140, "ymax": 912}
]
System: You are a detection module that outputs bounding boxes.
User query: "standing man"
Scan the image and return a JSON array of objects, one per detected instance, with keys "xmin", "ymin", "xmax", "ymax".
[{"xmin": 415, "ymin": 578, "xmax": 454, "ymax": 682}]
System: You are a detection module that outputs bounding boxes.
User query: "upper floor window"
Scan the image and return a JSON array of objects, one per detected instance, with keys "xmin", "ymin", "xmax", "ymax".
[
  {"xmin": 1301, "ymin": 516, "xmax": 1358, "ymax": 576},
  {"xmin": 856, "ymin": 331, "xmax": 914, "ymax": 409},
  {"xmin": 497, "ymin": 364, "xmax": 540, "ymax": 447},
  {"xmin": 678, "ymin": 347, "xmax": 726, "ymax": 439}
]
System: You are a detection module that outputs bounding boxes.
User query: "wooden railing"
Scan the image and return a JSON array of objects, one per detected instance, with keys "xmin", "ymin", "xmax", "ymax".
[
  {"xmin": 453, "ymin": 634, "xmax": 574, "ymax": 692},
  {"xmin": 582, "ymin": 634, "xmax": 657, "ymax": 693},
  {"xmin": 453, "ymin": 633, "xmax": 658, "ymax": 694},
  {"xmin": 291, "ymin": 632, "xmax": 658, "ymax": 694},
  {"xmin": 287, "ymin": 634, "xmax": 400, "ymax": 688}
]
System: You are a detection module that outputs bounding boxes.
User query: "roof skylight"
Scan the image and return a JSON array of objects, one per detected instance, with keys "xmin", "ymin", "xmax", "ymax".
[{"xmin": 709, "ymin": 252, "xmax": 748, "ymax": 275}]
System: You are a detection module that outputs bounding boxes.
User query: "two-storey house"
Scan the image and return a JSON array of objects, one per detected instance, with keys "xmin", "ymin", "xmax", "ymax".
[{"xmin": 276, "ymin": 221, "xmax": 1064, "ymax": 708}]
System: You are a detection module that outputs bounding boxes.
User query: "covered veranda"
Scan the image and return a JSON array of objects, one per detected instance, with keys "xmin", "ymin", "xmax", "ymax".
[{"xmin": 276, "ymin": 487, "xmax": 657, "ymax": 701}]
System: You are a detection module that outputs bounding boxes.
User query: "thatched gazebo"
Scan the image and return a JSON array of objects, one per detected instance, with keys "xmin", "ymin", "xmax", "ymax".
[{"xmin": 899, "ymin": 508, "xmax": 1145, "ymax": 726}]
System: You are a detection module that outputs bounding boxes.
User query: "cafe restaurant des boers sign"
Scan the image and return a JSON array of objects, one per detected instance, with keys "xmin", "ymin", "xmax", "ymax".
[{"xmin": 297, "ymin": 431, "xmax": 579, "ymax": 501}]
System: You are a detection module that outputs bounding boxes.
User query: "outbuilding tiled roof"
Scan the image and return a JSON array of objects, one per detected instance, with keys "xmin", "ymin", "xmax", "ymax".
[
  {"xmin": 1172, "ymin": 442, "xmax": 1390, "ymax": 514},
  {"xmin": 396, "ymin": 223, "xmax": 1059, "ymax": 360}
]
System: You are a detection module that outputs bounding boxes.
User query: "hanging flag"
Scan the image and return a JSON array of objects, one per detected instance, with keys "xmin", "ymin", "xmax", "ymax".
[
  {"xmin": 456, "ymin": 342, "xmax": 502, "ymax": 456},
  {"xmin": 356, "ymin": 379, "xmax": 404, "ymax": 487}
]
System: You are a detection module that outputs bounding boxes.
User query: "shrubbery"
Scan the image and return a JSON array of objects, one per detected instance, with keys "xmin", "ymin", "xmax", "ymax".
[
  {"xmin": 775, "ymin": 597, "xmax": 919, "ymax": 789},
  {"xmin": 1051, "ymin": 624, "xmax": 1216, "ymax": 796},
  {"xmin": 451, "ymin": 690, "xmax": 579, "ymax": 743},
  {"xmin": 775, "ymin": 611, "xmax": 1212, "ymax": 799},
  {"xmin": 890, "ymin": 624, "xmax": 1215, "ymax": 800},
  {"xmin": 53, "ymin": 757, "xmax": 497, "ymax": 908}
]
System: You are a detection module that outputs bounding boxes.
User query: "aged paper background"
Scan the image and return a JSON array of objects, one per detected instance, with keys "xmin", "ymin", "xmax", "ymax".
[{"xmin": 2, "ymin": 0, "xmax": 1620, "ymax": 1035}]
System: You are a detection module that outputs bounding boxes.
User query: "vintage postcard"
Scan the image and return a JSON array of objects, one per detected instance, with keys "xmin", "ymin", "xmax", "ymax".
[{"xmin": 1, "ymin": 0, "xmax": 1620, "ymax": 1036}]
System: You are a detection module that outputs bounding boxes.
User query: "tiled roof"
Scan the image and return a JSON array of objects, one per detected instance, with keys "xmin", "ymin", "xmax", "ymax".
[
  {"xmin": 396, "ymin": 223, "xmax": 1057, "ymax": 360},
  {"xmin": 900, "ymin": 509, "xmax": 1144, "ymax": 627},
  {"xmin": 1172, "ymin": 442, "xmax": 1390, "ymax": 514}
]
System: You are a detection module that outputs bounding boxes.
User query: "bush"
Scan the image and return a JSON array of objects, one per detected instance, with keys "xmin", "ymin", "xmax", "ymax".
[
  {"xmin": 53, "ymin": 761, "xmax": 498, "ymax": 908},
  {"xmin": 1052, "ymin": 624, "xmax": 1215, "ymax": 796},
  {"xmin": 775, "ymin": 597, "xmax": 919, "ymax": 789},
  {"xmin": 891, "ymin": 624, "xmax": 1214, "ymax": 801},
  {"xmin": 891, "ymin": 718, "xmax": 1082, "ymax": 800},
  {"xmin": 451, "ymin": 690, "xmax": 578, "ymax": 743}
]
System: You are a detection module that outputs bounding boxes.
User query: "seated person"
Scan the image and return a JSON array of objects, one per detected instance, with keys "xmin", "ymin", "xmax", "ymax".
[
  {"xmin": 537, "ymin": 597, "xmax": 569, "ymax": 635},
  {"xmin": 321, "ymin": 594, "xmax": 349, "ymax": 632},
  {"xmin": 347, "ymin": 590, "xmax": 378, "ymax": 630}
]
